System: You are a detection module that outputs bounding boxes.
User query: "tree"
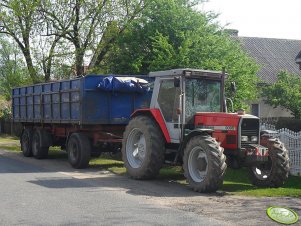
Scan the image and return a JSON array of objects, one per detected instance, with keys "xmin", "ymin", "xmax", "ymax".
[
  {"xmin": 0, "ymin": 37, "xmax": 30, "ymax": 100},
  {"xmin": 40, "ymin": 0, "xmax": 150, "ymax": 77},
  {"xmin": 0, "ymin": 0, "xmax": 40, "ymax": 82},
  {"xmin": 0, "ymin": 0, "xmax": 177, "ymax": 81},
  {"xmin": 263, "ymin": 71, "xmax": 301, "ymax": 119},
  {"xmin": 0, "ymin": 95, "xmax": 11, "ymax": 118},
  {"xmin": 99, "ymin": 0, "xmax": 259, "ymax": 109},
  {"xmin": 0, "ymin": 0, "xmax": 66, "ymax": 82}
]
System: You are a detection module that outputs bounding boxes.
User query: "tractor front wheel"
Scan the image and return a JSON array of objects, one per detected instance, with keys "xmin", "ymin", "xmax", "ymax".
[
  {"xmin": 183, "ymin": 135, "xmax": 227, "ymax": 192},
  {"xmin": 248, "ymin": 138, "xmax": 289, "ymax": 187},
  {"xmin": 122, "ymin": 116, "xmax": 165, "ymax": 179}
]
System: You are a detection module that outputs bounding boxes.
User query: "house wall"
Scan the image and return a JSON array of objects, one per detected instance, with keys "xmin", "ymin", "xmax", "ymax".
[{"xmin": 250, "ymin": 99, "xmax": 293, "ymax": 118}]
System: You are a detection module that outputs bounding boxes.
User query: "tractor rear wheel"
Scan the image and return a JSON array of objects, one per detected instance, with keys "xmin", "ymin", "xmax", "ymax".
[
  {"xmin": 21, "ymin": 128, "xmax": 33, "ymax": 157},
  {"xmin": 248, "ymin": 138, "xmax": 289, "ymax": 187},
  {"xmin": 67, "ymin": 133, "xmax": 91, "ymax": 169},
  {"xmin": 183, "ymin": 135, "xmax": 227, "ymax": 192},
  {"xmin": 122, "ymin": 116, "xmax": 165, "ymax": 179}
]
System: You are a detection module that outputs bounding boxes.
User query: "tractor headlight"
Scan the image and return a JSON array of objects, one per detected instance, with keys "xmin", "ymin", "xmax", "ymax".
[
  {"xmin": 241, "ymin": 136, "xmax": 248, "ymax": 142},
  {"xmin": 251, "ymin": 136, "xmax": 258, "ymax": 142}
]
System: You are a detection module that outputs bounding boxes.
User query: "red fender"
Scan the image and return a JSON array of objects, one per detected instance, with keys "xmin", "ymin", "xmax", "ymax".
[{"xmin": 131, "ymin": 109, "xmax": 171, "ymax": 143}]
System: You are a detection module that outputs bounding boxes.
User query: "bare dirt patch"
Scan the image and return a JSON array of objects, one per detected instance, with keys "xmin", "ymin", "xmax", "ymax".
[{"xmin": 149, "ymin": 193, "xmax": 301, "ymax": 226}]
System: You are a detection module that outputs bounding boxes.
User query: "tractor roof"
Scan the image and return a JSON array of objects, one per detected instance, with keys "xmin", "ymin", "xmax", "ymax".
[{"xmin": 149, "ymin": 68, "xmax": 227, "ymax": 78}]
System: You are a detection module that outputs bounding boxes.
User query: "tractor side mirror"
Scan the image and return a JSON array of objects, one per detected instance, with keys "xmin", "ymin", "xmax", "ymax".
[
  {"xmin": 174, "ymin": 77, "xmax": 180, "ymax": 88},
  {"xmin": 230, "ymin": 82, "xmax": 237, "ymax": 93}
]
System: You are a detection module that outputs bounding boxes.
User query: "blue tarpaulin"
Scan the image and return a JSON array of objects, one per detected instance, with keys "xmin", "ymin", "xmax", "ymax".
[{"xmin": 97, "ymin": 76, "xmax": 150, "ymax": 93}]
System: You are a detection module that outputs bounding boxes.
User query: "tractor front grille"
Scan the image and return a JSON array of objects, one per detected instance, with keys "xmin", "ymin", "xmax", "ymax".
[{"xmin": 240, "ymin": 118, "xmax": 260, "ymax": 148}]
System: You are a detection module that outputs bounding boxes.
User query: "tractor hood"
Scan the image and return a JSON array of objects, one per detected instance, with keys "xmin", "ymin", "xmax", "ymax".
[
  {"xmin": 194, "ymin": 112, "xmax": 258, "ymax": 131},
  {"xmin": 194, "ymin": 112, "xmax": 259, "ymax": 150}
]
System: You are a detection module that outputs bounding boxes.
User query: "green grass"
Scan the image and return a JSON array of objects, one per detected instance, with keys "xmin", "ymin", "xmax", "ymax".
[
  {"xmin": 0, "ymin": 134, "xmax": 19, "ymax": 141},
  {"xmin": 87, "ymin": 159, "xmax": 301, "ymax": 197},
  {"xmin": 222, "ymin": 168, "xmax": 301, "ymax": 197},
  {"xmin": 0, "ymin": 145, "xmax": 21, "ymax": 152},
  {"xmin": 90, "ymin": 157, "xmax": 126, "ymax": 174},
  {"xmin": 0, "ymin": 134, "xmax": 300, "ymax": 197},
  {"xmin": 0, "ymin": 134, "xmax": 20, "ymax": 152}
]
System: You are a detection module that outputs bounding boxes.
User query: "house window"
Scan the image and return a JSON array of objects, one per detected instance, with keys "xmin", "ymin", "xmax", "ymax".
[{"xmin": 251, "ymin": 104, "xmax": 259, "ymax": 117}]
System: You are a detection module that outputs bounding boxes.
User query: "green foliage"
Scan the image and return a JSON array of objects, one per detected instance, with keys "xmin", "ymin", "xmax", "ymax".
[
  {"xmin": 275, "ymin": 118, "xmax": 301, "ymax": 132},
  {"xmin": 101, "ymin": 0, "xmax": 259, "ymax": 109},
  {"xmin": 0, "ymin": 0, "xmax": 259, "ymax": 110},
  {"xmin": 1, "ymin": 0, "xmax": 154, "ymax": 80},
  {"xmin": 263, "ymin": 71, "xmax": 301, "ymax": 119},
  {"xmin": 0, "ymin": 0, "xmax": 41, "ymax": 82},
  {"xmin": 0, "ymin": 96, "xmax": 11, "ymax": 118},
  {"xmin": 0, "ymin": 38, "xmax": 31, "ymax": 100}
]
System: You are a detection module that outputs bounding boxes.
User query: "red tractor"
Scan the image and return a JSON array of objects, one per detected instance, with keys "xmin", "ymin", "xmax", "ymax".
[{"xmin": 122, "ymin": 69, "xmax": 289, "ymax": 192}]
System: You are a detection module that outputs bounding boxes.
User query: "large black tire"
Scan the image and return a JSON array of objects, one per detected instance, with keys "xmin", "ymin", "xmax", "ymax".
[
  {"xmin": 21, "ymin": 128, "xmax": 33, "ymax": 157},
  {"xmin": 67, "ymin": 133, "xmax": 91, "ymax": 169},
  {"xmin": 183, "ymin": 135, "xmax": 227, "ymax": 193},
  {"xmin": 32, "ymin": 128, "xmax": 50, "ymax": 159},
  {"xmin": 248, "ymin": 138, "xmax": 289, "ymax": 187},
  {"xmin": 122, "ymin": 116, "xmax": 165, "ymax": 179}
]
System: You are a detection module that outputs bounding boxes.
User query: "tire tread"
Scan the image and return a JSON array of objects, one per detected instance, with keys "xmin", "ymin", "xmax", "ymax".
[
  {"xmin": 122, "ymin": 116, "xmax": 165, "ymax": 179},
  {"xmin": 183, "ymin": 135, "xmax": 227, "ymax": 193}
]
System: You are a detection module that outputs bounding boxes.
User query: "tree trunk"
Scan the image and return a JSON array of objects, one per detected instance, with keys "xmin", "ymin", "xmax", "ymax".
[
  {"xmin": 73, "ymin": 0, "xmax": 83, "ymax": 77},
  {"xmin": 89, "ymin": 21, "xmax": 119, "ymax": 68},
  {"xmin": 44, "ymin": 37, "xmax": 61, "ymax": 81},
  {"xmin": 75, "ymin": 49, "xmax": 84, "ymax": 76},
  {"xmin": 22, "ymin": 47, "xmax": 39, "ymax": 83}
]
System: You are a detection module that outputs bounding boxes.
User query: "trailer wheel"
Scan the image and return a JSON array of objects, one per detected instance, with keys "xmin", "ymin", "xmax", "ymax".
[
  {"xmin": 248, "ymin": 138, "xmax": 289, "ymax": 187},
  {"xmin": 183, "ymin": 135, "xmax": 227, "ymax": 193},
  {"xmin": 122, "ymin": 116, "xmax": 165, "ymax": 179},
  {"xmin": 32, "ymin": 128, "xmax": 49, "ymax": 159},
  {"xmin": 21, "ymin": 128, "xmax": 33, "ymax": 157},
  {"xmin": 67, "ymin": 133, "xmax": 91, "ymax": 169}
]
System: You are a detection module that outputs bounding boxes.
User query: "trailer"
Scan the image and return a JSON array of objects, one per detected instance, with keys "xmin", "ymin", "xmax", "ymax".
[{"xmin": 12, "ymin": 69, "xmax": 290, "ymax": 192}]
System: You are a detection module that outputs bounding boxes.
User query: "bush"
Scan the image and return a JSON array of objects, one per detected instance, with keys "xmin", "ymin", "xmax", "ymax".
[
  {"xmin": 0, "ymin": 96, "xmax": 11, "ymax": 119},
  {"xmin": 275, "ymin": 118, "xmax": 301, "ymax": 132}
]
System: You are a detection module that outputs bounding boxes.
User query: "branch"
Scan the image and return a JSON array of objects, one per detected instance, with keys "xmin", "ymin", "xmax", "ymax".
[{"xmin": 0, "ymin": 21, "xmax": 25, "ymax": 50}]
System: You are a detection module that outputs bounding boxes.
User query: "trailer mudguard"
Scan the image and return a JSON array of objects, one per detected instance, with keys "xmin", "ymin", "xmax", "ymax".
[{"xmin": 131, "ymin": 109, "xmax": 171, "ymax": 143}]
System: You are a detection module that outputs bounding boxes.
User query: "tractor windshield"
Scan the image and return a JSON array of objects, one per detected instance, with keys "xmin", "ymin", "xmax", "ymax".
[{"xmin": 185, "ymin": 78, "xmax": 221, "ymax": 121}]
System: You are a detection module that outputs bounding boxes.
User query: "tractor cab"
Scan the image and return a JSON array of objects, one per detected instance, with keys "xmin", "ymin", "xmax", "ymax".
[{"xmin": 149, "ymin": 69, "xmax": 226, "ymax": 143}]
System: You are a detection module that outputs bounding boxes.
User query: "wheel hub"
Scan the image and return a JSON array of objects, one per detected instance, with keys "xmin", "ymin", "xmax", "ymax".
[
  {"xmin": 126, "ymin": 129, "xmax": 146, "ymax": 168},
  {"xmin": 188, "ymin": 147, "xmax": 208, "ymax": 183},
  {"xmin": 252, "ymin": 160, "xmax": 272, "ymax": 180},
  {"xmin": 22, "ymin": 134, "xmax": 29, "ymax": 151},
  {"xmin": 32, "ymin": 133, "xmax": 39, "ymax": 156},
  {"xmin": 70, "ymin": 142, "xmax": 78, "ymax": 162}
]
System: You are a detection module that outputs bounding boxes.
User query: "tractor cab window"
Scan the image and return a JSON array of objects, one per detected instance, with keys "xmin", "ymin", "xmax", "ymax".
[
  {"xmin": 158, "ymin": 79, "xmax": 181, "ymax": 122},
  {"xmin": 185, "ymin": 78, "xmax": 221, "ymax": 121}
]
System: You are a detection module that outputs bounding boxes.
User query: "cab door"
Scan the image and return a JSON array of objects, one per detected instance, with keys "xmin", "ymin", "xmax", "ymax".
[{"xmin": 152, "ymin": 78, "xmax": 182, "ymax": 143}]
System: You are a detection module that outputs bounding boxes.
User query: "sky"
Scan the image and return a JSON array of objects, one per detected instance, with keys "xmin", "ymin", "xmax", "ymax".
[{"xmin": 202, "ymin": 0, "xmax": 301, "ymax": 40}]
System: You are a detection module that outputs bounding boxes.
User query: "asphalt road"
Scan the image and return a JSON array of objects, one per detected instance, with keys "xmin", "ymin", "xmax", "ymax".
[{"xmin": 0, "ymin": 150, "xmax": 227, "ymax": 226}]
